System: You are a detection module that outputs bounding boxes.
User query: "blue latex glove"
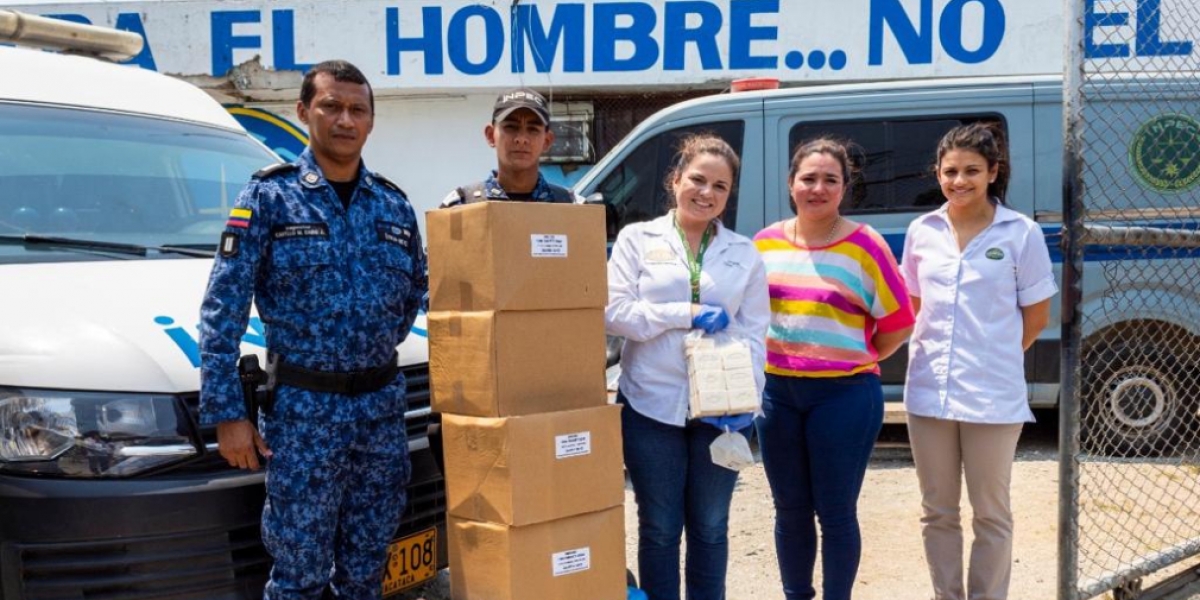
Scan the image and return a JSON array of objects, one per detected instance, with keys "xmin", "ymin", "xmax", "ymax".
[
  {"xmin": 701, "ymin": 413, "xmax": 756, "ymax": 432},
  {"xmin": 691, "ymin": 305, "xmax": 730, "ymax": 334}
]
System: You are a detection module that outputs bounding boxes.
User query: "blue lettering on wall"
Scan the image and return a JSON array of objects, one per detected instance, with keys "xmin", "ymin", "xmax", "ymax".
[
  {"xmin": 447, "ymin": 6, "xmax": 504, "ymax": 75},
  {"xmin": 211, "ymin": 10, "xmax": 262, "ymax": 76},
  {"xmin": 728, "ymin": 0, "xmax": 779, "ymax": 69},
  {"xmin": 1084, "ymin": 0, "xmax": 1130, "ymax": 58},
  {"xmin": 114, "ymin": 13, "xmax": 157, "ymax": 70},
  {"xmin": 1136, "ymin": 0, "xmax": 1193, "ymax": 57},
  {"xmin": 939, "ymin": 0, "xmax": 1005, "ymax": 64},
  {"xmin": 47, "ymin": 13, "xmax": 155, "ymax": 69},
  {"xmin": 1084, "ymin": 0, "xmax": 1195, "ymax": 59},
  {"xmin": 593, "ymin": 2, "xmax": 659, "ymax": 72},
  {"xmin": 386, "ymin": 6, "xmax": 444, "ymax": 75},
  {"xmin": 45, "ymin": 13, "xmax": 91, "ymax": 25},
  {"xmin": 512, "ymin": 4, "xmax": 586, "ymax": 73},
  {"xmin": 869, "ymin": 0, "xmax": 1004, "ymax": 66},
  {"xmin": 664, "ymin": 1, "xmax": 723, "ymax": 70},
  {"xmin": 272, "ymin": 10, "xmax": 314, "ymax": 72},
  {"xmin": 869, "ymin": 0, "xmax": 934, "ymax": 65}
]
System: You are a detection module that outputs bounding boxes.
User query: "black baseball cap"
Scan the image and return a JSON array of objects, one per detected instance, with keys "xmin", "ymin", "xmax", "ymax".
[{"xmin": 492, "ymin": 88, "xmax": 550, "ymax": 125}]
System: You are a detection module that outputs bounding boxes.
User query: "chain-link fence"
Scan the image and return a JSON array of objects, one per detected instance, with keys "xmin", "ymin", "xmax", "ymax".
[{"xmin": 1061, "ymin": 1, "xmax": 1200, "ymax": 598}]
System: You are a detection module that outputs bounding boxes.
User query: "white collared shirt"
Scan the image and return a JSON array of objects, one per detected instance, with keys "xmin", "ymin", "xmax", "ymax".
[
  {"xmin": 900, "ymin": 204, "xmax": 1058, "ymax": 424},
  {"xmin": 605, "ymin": 213, "xmax": 771, "ymax": 426}
]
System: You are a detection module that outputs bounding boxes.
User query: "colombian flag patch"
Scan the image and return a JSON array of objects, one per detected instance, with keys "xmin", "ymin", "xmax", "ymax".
[{"xmin": 226, "ymin": 208, "xmax": 252, "ymax": 229}]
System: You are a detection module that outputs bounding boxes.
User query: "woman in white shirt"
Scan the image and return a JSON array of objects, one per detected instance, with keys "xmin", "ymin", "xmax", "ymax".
[
  {"xmin": 606, "ymin": 134, "xmax": 770, "ymax": 600},
  {"xmin": 900, "ymin": 123, "xmax": 1058, "ymax": 600}
]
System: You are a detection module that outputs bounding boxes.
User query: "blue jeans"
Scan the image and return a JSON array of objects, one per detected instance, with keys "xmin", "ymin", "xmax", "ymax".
[
  {"xmin": 620, "ymin": 393, "xmax": 744, "ymax": 600},
  {"xmin": 756, "ymin": 373, "xmax": 883, "ymax": 600}
]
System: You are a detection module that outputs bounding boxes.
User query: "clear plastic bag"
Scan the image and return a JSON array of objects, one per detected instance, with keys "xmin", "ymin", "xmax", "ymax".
[
  {"xmin": 684, "ymin": 331, "xmax": 760, "ymax": 419},
  {"xmin": 710, "ymin": 429, "xmax": 755, "ymax": 471}
]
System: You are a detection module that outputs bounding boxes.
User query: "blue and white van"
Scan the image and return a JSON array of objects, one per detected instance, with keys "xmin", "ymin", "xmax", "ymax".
[
  {"xmin": 0, "ymin": 13, "xmax": 444, "ymax": 599},
  {"xmin": 576, "ymin": 74, "xmax": 1200, "ymax": 455}
]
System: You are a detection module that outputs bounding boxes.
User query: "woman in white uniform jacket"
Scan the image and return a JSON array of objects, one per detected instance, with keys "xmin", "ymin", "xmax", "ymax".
[
  {"xmin": 605, "ymin": 134, "xmax": 769, "ymax": 600},
  {"xmin": 901, "ymin": 123, "xmax": 1058, "ymax": 600}
]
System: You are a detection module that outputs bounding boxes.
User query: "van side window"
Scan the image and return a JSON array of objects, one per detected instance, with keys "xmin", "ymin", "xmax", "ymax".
[
  {"xmin": 788, "ymin": 115, "xmax": 1004, "ymax": 214},
  {"xmin": 597, "ymin": 121, "xmax": 744, "ymax": 232}
]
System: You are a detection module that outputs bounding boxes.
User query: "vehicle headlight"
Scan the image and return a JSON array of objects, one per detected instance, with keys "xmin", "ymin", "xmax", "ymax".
[{"xmin": 0, "ymin": 388, "xmax": 199, "ymax": 477}]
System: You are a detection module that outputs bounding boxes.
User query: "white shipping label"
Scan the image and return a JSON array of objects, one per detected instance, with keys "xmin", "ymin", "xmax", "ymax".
[
  {"xmin": 552, "ymin": 547, "xmax": 592, "ymax": 577},
  {"xmin": 555, "ymin": 431, "xmax": 592, "ymax": 459},
  {"xmin": 531, "ymin": 234, "xmax": 568, "ymax": 257}
]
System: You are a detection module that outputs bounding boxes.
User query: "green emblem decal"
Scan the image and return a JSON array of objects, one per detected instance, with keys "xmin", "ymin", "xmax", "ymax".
[
  {"xmin": 986, "ymin": 248, "xmax": 1004, "ymax": 260},
  {"xmin": 1129, "ymin": 114, "xmax": 1200, "ymax": 193}
]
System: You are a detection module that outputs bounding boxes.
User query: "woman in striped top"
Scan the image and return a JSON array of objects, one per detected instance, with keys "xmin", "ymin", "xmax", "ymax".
[{"xmin": 753, "ymin": 138, "xmax": 914, "ymax": 600}]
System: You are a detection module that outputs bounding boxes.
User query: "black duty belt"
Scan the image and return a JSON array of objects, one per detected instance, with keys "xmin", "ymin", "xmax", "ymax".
[{"xmin": 272, "ymin": 354, "xmax": 401, "ymax": 395}]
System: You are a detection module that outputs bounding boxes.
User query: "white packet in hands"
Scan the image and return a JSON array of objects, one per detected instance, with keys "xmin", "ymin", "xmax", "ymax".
[{"xmin": 710, "ymin": 430, "xmax": 755, "ymax": 471}]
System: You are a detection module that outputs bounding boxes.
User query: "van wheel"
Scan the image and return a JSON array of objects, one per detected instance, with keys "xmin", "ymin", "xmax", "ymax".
[{"xmin": 1080, "ymin": 340, "xmax": 1193, "ymax": 456}]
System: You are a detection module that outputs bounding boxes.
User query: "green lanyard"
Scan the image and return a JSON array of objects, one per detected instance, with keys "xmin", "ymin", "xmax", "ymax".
[{"xmin": 673, "ymin": 213, "xmax": 713, "ymax": 303}]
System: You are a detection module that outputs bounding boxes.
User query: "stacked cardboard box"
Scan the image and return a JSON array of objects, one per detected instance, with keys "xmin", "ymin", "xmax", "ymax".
[{"xmin": 426, "ymin": 202, "xmax": 626, "ymax": 600}]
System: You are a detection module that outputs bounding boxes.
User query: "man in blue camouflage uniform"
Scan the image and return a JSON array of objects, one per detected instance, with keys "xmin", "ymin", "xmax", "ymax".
[
  {"xmin": 440, "ymin": 87, "xmax": 582, "ymax": 207},
  {"xmin": 198, "ymin": 60, "xmax": 426, "ymax": 600}
]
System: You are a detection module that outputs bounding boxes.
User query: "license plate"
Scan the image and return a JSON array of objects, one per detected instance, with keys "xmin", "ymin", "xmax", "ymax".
[{"xmin": 381, "ymin": 528, "xmax": 438, "ymax": 596}]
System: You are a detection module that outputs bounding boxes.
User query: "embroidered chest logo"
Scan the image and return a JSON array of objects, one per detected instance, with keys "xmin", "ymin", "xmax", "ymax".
[
  {"xmin": 644, "ymin": 245, "xmax": 675, "ymax": 264},
  {"xmin": 985, "ymin": 248, "xmax": 1005, "ymax": 260}
]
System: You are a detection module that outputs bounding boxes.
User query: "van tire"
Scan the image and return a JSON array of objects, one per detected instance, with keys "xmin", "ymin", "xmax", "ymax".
[{"xmin": 1080, "ymin": 339, "xmax": 1194, "ymax": 456}]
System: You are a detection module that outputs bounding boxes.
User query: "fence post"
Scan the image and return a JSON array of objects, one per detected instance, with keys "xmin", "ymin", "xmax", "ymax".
[{"xmin": 1058, "ymin": 1, "xmax": 1086, "ymax": 599}]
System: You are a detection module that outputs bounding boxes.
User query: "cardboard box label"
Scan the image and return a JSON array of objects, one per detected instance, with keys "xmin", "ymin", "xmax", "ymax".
[
  {"xmin": 531, "ymin": 234, "xmax": 568, "ymax": 257},
  {"xmin": 551, "ymin": 547, "xmax": 591, "ymax": 577},
  {"xmin": 555, "ymin": 431, "xmax": 592, "ymax": 459}
]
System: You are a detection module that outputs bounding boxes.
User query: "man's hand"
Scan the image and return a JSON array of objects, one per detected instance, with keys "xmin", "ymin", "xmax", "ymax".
[{"xmin": 216, "ymin": 419, "xmax": 272, "ymax": 470}]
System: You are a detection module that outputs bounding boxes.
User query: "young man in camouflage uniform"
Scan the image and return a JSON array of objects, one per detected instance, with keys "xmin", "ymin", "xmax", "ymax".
[
  {"xmin": 198, "ymin": 60, "xmax": 426, "ymax": 600},
  {"xmin": 441, "ymin": 87, "xmax": 582, "ymax": 206}
]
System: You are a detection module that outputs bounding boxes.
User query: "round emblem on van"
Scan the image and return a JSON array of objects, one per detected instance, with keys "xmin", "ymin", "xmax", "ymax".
[
  {"xmin": 1129, "ymin": 114, "xmax": 1200, "ymax": 193},
  {"xmin": 985, "ymin": 248, "xmax": 1004, "ymax": 260}
]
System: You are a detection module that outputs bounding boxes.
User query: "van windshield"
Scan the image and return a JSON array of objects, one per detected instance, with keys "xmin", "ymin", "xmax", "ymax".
[{"xmin": 0, "ymin": 102, "xmax": 279, "ymax": 263}]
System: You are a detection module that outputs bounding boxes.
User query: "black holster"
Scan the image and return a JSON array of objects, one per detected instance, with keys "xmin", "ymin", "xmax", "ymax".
[{"xmin": 237, "ymin": 355, "xmax": 274, "ymax": 420}]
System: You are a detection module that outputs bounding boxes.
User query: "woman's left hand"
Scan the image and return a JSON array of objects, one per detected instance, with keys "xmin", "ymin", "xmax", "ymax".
[{"xmin": 700, "ymin": 413, "xmax": 756, "ymax": 432}]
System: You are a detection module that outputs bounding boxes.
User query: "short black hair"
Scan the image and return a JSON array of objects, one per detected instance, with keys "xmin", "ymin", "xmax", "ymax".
[{"xmin": 300, "ymin": 60, "xmax": 374, "ymax": 111}]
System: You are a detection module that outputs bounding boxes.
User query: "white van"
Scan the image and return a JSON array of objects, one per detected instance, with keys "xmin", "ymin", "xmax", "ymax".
[
  {"xmin": 0, "ymin": 13, "xmax": 444, "ymax": 599},
  {"xmin": 577, "ymin": 75, "xmax": 1200, "ymax": 455}
]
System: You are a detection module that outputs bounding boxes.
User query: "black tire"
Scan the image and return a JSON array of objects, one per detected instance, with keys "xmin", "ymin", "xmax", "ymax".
[{"xmin": 1080, "ymin": 341, "xmax": 1192, "ymax": 457}]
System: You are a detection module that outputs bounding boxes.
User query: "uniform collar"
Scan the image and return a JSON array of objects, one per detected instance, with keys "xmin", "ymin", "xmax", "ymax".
[
  {"xmin": 932, "ymin": 200, "xmax": 1022, "ymax": 227},
  {"xmin": 296, "ymin": 147, "xmax": 377, "ymax": 192},
  {"xmin": 483, "ymin": 170, "xmax": 556, "ymax": 201}
]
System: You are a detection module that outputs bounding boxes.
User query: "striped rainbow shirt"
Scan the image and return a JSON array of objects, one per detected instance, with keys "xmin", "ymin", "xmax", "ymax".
[{"xmin": 754, "ymin": 221, "xmax": 914, "ymax": 378}]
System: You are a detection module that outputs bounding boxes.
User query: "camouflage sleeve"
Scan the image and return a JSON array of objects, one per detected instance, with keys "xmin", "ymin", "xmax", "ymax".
[
  {"xmin": 403, "ymin": 220, "xmax": 428, "ymax": 340},
  {"xmin": 198, "ymin": 182, "xmax": 271, "ymax": 425}
]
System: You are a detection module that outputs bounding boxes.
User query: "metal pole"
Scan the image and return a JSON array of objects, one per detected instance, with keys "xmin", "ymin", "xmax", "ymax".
[{"xmin": 1058, "ymin": 0, "xmax": 1086, "ymax": 599}]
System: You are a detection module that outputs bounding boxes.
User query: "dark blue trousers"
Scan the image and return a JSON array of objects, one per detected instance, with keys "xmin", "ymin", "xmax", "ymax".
[
  {"xmin": 620, "ymin": 394, "xmax": 744, "ymax": 600},
  {"xmin": 756, "ymin": 373, "xmax": 882, "ymax": 600}
]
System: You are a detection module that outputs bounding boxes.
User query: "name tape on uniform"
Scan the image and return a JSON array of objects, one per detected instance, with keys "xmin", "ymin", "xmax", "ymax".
[
  {"xmin": 551, "ymin": 547, "xmax": 591, "ymax": 577},
  {"xmin": 554, "ymin": 431, "xmax": 592, "ymax": 459},
  {"xmin": 531, "ymin": 234, "xmax": 568, "ymax": 258}
]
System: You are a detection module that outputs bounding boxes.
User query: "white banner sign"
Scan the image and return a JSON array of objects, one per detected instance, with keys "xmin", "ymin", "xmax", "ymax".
[{"xmin": 8, "ymin": 0, "xmax": 1197, "ymax": 90}]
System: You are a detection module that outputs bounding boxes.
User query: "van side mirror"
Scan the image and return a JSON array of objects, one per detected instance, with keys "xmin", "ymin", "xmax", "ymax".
[{"xmin": 584, "ymin": 192, "xmax": 619, "ymax": 241}]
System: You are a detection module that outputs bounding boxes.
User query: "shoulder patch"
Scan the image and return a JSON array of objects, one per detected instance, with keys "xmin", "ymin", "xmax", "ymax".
[
  {"xmin": 373, "ymin": 173, "xmax": 407, "ymax": 198},
  {"xmin": 253, "ymin": 162, "xmax": 298, "ymax": 179}
]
